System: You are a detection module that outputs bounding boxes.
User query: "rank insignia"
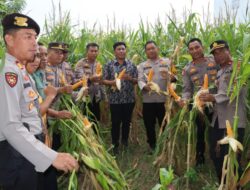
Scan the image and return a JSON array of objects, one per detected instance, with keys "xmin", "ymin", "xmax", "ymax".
[
  {"xmin": 17, "ymin": 63, "xmax": 24, "ymax": 70},
  {"xmin": 28, "ymin": 102, "xmax": 34, "ymax": 110},
  {"xmin": 5, "ymin": 72, "xmax": 18, "ymax": 88},
  {"xmin": 208, "ymin": 62, "xmax": 215, "ymax": 67},
  {"xmin": 28, "ymin": 90, "xmax": 36, "ymax": 98}
]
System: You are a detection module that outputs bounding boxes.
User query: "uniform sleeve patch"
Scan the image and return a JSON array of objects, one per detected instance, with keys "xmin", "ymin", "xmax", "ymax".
[{"xmin": 5, "ymin": 72, "xmax": 18, "ymax": 88}]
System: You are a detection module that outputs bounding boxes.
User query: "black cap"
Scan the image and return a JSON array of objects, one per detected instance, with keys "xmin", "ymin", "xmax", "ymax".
[
  {"xmin": 62, "ymin": 42, "xmax": 69, "ymax": 53},
  {"xmin": 2, "ymin": 13, "xmax": 40, "ymax": 35},
  {"xmin": 210, "ymin": 40, "xmax": 229, "ymax": 53},
  {"xmin": 48, "ymin": 42, "xmax": 65, "ymax": 51}
]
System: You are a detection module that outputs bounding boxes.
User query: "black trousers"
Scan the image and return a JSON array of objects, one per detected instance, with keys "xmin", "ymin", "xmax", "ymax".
[
  {"xmin": 45, "ymin": 123, "xmax": 59, "ymax": 190},
  {"xmin": 0, "ymin": 135, "xmax": 45, "ymax": 190},
  {"xmin": 209, "ymin": 118, "xmax": 245, "ymax": 180},
  {"xmin": 143, "ymin": 102, "xmax": 165, "ymax": 148},
  {"xmin": 195, "ymin": 112, "xmax": 206, "ymax": 156},
  {"xmin": 110, "ymin": 103, "xmax": 135, "ymax": 146},
  {"xmin": 82, "ymin": 97, "xmax": 100, "ymax": 122}
]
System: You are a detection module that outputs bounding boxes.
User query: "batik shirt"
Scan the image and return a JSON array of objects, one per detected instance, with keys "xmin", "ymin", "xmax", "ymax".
[{"xmin": 103, "ymin": 59, "xmax": 138, "ymax": 104}]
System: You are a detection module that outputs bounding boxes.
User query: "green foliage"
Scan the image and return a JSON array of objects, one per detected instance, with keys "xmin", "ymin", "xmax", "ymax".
[
  {"xmin": 184, "ymin": 167, "xmax": 198, "ymax": 183},
  {"xmin": 152, "ymin": 167, "xmax": 175, "ymax": 190}
]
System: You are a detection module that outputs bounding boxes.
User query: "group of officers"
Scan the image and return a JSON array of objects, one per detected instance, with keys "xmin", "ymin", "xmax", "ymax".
[{"xmin": 0, "ymin": 12, "xmax": 248, "ymax": 189}]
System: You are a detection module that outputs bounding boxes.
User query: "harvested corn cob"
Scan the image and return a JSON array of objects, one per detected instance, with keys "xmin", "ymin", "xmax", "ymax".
[
  {"xmin": 218, "ymin": 120, "xmax": 243, "ymax": 152},
  {"xmin": 168, "ymin": 83, "xmax": 181, "ymax": 101},
  {"xmin": 113, "ymin": 68, "xmax": 126, "ymax": 91},
  {"xmin": 193, "ymin": 74, "xmax": 212, "ymax": 113},
  {"xmin": 82, "ymin": 116, "xmax": 92, "ymax": 130},
  {"xmin": 171, "ymin": 36, "xmax": 185, "ymax": 59},
  {"xmin": 147, "ymin": 68, "xmax": 154, "ymax": 82},
  {"xmin": 145, "ymin": 68, "xmax": 161, "ymax": 94},
  {"xmin": 76, "ymin": 75, "xmax": 88, "ymax": 102},
  {"xmin": 95, "ymin": 63, "xmax": 102, "ymax": 76}
]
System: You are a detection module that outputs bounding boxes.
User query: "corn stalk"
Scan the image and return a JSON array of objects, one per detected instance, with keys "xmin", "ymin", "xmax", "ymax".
[{"xmin": 54, "ymin": 95, "xmax": 128, "ymax": 190}]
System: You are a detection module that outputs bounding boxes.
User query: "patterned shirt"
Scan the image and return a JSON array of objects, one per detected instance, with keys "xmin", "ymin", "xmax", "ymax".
[
  {"xmin": 103, "ymin": 59, "xmax": 138, "ymax": 104},
  {"xmin": 182, "ymin": 56, "xmax": 218, "ymax": 100},
  {"xmin": 45, "ymin": 64, "xmax": 66, "ymax": 87},
  {"xmin": 74, "ymin": 58, "xmax": 106, "ymax": 102},
  {"xmin": 58, "ymin": 61, "xmax": 74, "ymax": 85}
]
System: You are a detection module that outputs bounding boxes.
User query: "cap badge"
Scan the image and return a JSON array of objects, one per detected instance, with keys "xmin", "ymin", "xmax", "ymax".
[{"xmin": 14, "ymin": 16, "xmax": 28, "ymax": 27}]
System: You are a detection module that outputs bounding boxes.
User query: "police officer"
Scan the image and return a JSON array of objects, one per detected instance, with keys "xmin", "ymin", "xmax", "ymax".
[
  {"xmin": 200, "ymin": 40, "xmax": 246, "ymax": 180},
  {"xmin": 74, "ymin": 42, "xmax": 106, "ymax": 121},
  {"xmin": 59, "ymin": 42, "xmax": 74, "ymax": 85},
  {"xmin": 0, "ymin": 13, "xmax": 78, "ymax": 190},
  {"xmin": 138, "ymin": 40, "xmax": 171, "ymax": 151},
  {"xmin": 45, "ymin": 42, "xmax": 72, "ymax": 93},
  {"xmin": 179, "ymin": 38, "xmax": 218, "ymax": 165}
]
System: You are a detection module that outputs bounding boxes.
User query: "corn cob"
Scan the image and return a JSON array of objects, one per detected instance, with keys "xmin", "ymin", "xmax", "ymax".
[
  {"xmin": 96, "ymin": 63, "xmax": 102, "ymax": 76},
  {"xmin": 60, "ymin": 73, "xmax": 68, "ymax": 86},
  {"xmin": 82, "ymin": 117, "xmax": 92, "ymax": 129},
  {"xmin": 147, "ymin": 68, "xmax": 154, "ymax": 82},
  {"xmin": 117, "ymin": 68, "xmax": 126, "ymax": 79},
  {"xmin": 193, "ymin": 73, "xmax": 212, "ymax": 113},
  {"xmin": 171, "ymin": 36, "xmax": 185, "ymax": 59},
  {"xmin": 72, "ymin": 76, "xmax": 88, "ymax": 90},
  {"xmin": 202, "ymin": 74, "xmax": 208, "ymax": 89},
  {"xmin": 226, "ymin": 120, "xmax": 234, "ymax": 137},
  {"xmin": 72, "ymin": 80, "xmax": 83, "ymax": 90},
  {"xmin": 218, "ymin": 120, "xmax": 243, "ymax": 152},
  {"xmin": 168, "ymin": 84, "xmax": 181, "ymax": 101}
]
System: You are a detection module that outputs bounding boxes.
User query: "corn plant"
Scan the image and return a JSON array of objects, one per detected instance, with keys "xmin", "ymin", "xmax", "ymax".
[{"xmin": 53, "ymin": 95, "xmax": 128, "ymax": 190}]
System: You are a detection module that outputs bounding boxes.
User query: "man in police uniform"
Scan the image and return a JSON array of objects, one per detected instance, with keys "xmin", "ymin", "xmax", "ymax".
[
  {"xmin": 200, "ymin": 40, "xmax": 246, "ymax": 180},
  {"xmin": 74, "ymin": 42, "xmax": 106, "ymax": 121},
  {"xmin": 45, "ymin": 42, "xmax": 73, "ymax": 92},
  {"xmin": 138, "ymin": 40, "xmax": 171, "ymax": 151},
  {"xmin": 59, "ymin": 42, "xmax": 74, "ymax": 85},
  {"xmin": 179, "ymin": 38, "xmax": 218, "ymax": 165},
  {"xmin": 0, "ymin": 13, "xmax": 78, "ymax": 190}
]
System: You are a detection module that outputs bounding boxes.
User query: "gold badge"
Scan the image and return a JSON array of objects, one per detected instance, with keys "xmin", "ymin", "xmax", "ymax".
[
  {"xmin": 208, "ymin": 70, "xmax": 217, "ymax": 75},
  {"xmin": 208, "ymin": 62, "xmax": 215, "ymax": 67},
  {"xmin": 28, "ymin": 102, "xmax": 34, "ymax": 110},
  {"xmin": 213, "ymin": 42, "xmax": 218, "ymax": 48},
  {"xmin": 28, "ymin": 90, "xmax": 36, "ymax": 98},
  {"xmin": 190, "ymin": 67, "xmax": 197, "ymax": 74},
  {"xmin": 14, "ymin": 16, "xmax": 28, "ymax": 27},
  {"xmin": 17, "ymin": 63, "xmax": 24, "ymax": 70}
]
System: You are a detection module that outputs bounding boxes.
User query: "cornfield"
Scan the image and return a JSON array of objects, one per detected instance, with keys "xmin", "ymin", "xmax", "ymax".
[{"xmin": 1, "ymin": 0, "xmax": 250, "ymax": 189}]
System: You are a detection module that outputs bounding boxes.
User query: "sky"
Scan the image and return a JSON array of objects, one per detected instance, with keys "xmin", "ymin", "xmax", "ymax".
[{"xmin": 23, "ymin": 0, "xmax": 214, "ymax": 32}]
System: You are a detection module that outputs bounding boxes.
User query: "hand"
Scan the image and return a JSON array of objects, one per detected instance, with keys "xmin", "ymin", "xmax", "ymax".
[
  {"xmin": 121, "ymin": 74, "xmax": 132, "ymax": 81},
  {"xmin": 44, "ymin": 85, "xmax": 57, "ymax": 99},
  {"xmin": 169, "ymin": 73, "xmax": 177, "ymax": 82},
  {"xmin": 177, "ymin": 99, "xmax": 186, "ymax": 108},
  {"xmin": 57, "ymin": 110, "xmax": 72, "ymax": 119},
  {"xmin": 111, "ymin": 80, "xmax": 116, "ymax": 87},
  {"xmin": 143, "ymin": 84, "xmax": 151, "ymax": 92},
  {"xmin": 89, "ymin": 75, "xmax": 101, "ymax": 83},
  {"xmin": 62, "ymin": 85, "xmax": 73, "ymax": 94},
  {"xmin": 52, "ymin": 153, "xmax": 79, "ymax": 173},
  {"xmin": 199, "ymin": 93, "xmax": 215, "ymax": 102}
]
